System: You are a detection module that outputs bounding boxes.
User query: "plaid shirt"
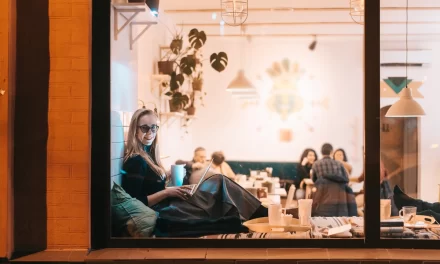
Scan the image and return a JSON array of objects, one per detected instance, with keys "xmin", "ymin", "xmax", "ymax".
[{"xmin": 311, "ymin": 156, "xmax": 349, "ymax": 182}]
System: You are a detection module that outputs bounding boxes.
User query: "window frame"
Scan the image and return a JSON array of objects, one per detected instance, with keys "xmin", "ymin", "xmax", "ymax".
[{"xmin": 90, "ymin": 0, "xmax": 440, "ymax": 249}]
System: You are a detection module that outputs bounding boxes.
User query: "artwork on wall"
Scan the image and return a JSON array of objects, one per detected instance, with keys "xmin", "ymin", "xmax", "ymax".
[
  {"xmin": 266, "ymin": 59, "xmax": 305, "ymax": 121},
  {"xmin": 279, "ymin": 128, "xmax": 293, "ymax": 142},
  {"xmin": 380, "ymin": 77, "xmax": 424, "ymax": 98}
]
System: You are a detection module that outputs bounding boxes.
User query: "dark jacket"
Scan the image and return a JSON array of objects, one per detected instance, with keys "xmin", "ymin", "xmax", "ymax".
[
  {"xmin": 295, "ymin": 163, "xmax": 312, "ymax": 189},
  {"xmin": 312, "ymin": 173, "xmax": 357, "ymax": 217}
]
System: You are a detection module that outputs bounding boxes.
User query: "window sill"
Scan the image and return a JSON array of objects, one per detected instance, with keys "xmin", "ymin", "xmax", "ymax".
[{"xmin": 9, "ymin": 248, "xmax": 440, "ymax": 263}]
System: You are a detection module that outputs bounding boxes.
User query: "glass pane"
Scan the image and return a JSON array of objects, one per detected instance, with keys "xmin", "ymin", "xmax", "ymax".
[
  {"xmin": 380, "ymin": 0, "xmax": 440, "ymax": 240},
  {"xmin": 110, "ymin": 0, "xmax": 365, "ymax": 240}
]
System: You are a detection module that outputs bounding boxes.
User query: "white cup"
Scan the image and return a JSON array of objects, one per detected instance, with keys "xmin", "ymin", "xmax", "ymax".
[
  {"xmin": 298, "ymin": 199, "xmax": 313, "ymax": 226},
  {"xmin": 170, "ymin": 164, "xmax": 185, "ymax": 187},
  {"xmin": 380, "ymin": 199, "xmax": 391, "ymax": 220},
  {"xmin": 268, "ymin": 203, "xmax": 282, "ymax": 226}
]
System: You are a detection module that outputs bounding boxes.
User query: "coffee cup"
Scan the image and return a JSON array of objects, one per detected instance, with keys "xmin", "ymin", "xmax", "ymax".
[{"xmin": 170, "ymin": 164, "xmax": 185, "ymax": 187}]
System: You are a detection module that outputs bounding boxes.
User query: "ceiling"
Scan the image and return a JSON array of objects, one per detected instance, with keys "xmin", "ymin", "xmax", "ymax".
[{"xmin": 159, "ymin": 0, "xmax": 440, "ymax": 41}]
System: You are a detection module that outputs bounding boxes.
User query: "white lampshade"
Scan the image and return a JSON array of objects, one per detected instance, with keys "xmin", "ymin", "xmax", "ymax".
[
  {"xmin": 385, "ymin": 87, "xmax": 426, "ymax": 117},
  {"xmin": 226, "ymin": 70, "xmax": 255, "ymax": 92}
]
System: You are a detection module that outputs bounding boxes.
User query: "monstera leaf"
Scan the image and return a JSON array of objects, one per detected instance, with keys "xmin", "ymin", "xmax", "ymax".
[
  {"xmin": 188, "ymin": 28, "xmax": 207, "ymax": 49},
  {"xmin": 170, "ymin": 36, "xmax": 183, "ymax": 55},
  {"xmin": 170, "ymin": 92, "xmax": 189, "ymax": 107},
  {"xmin": 179, "ymin": 55, "xmax": 196, "ymax": 76},
  {"xmin": 210, "ymin": 52, "xmax": 228, "ymax": 72},
  {"xmin": 169, "ymin": 71, "xmax": 184, "ymax": 91}
]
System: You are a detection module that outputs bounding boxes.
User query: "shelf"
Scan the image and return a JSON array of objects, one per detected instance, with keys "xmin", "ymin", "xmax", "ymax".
[{"xmin": 112, "ymin": 3, "xmax": 157, "ymax": 50}]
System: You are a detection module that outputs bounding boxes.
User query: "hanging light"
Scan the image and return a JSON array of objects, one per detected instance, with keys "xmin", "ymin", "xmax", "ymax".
[
  {"xmin": 349, "ymin": 0, "xmax": 364, "ymax": 25},
  {"xmin": 386, "ymin": 0, "xmax": 425, "ymax": 118},
  {"xmin": 226, "ymin": 70, "xmax": 255, "ymax": 93},
  {"xmin": 221, "ymin": 0, "xmax": 248, "ymax": 27}
]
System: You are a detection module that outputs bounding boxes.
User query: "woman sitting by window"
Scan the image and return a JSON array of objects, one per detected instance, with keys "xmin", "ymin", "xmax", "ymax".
[{"xmin": 121, "ymin": 108, "xmax": 270, "ymax": 237}]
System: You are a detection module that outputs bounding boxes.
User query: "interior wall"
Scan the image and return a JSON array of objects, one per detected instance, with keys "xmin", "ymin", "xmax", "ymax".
[
  {"xmin": 380, "ymin": 41, "xmax": 440, "ymax": 202},
  {"xmin": 110, "ymin": 6, "xmax": 139, "ymax": 187},
  {"xmin": 190, "ymin": 36, "xmax": 365, "ymax": 176},
  {"xmin": 136, "ymin": 15, "xmax": 193, "ymax": 170}
]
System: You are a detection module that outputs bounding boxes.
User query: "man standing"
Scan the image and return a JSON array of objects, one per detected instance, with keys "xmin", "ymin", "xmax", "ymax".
[
  {"xmin": 311, "ymin": 143, "xmax": 356, "ymax": 216},
  {"xmin": 311, "ymin": 143, "xmax": 348, "ymax": 182},
  {"xmin": 176, "ymin": 147, "xmax": 207, "ymax": 184}
]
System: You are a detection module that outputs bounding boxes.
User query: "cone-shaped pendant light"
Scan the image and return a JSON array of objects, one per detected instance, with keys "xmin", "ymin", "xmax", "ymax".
[{"xmin": 385, "ymin": 0, "xmax": 425, "ymax": 118}]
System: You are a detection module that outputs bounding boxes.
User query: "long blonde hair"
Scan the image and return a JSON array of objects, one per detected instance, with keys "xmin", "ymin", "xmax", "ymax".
[{"xmin": 124, "ymin": 108, "xmax": 166, "ymax": 179}]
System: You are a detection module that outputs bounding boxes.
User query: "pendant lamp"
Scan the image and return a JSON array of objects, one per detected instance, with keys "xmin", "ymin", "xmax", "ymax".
[{"xmin": 385, "ymin": 0, "xmax": 425, "ymax": 118}]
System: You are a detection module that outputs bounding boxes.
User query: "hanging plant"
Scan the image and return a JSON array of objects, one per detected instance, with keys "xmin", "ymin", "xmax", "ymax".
[{"xmin": 188, "ymin": 28, "xmax": 207, "ymax": 49}]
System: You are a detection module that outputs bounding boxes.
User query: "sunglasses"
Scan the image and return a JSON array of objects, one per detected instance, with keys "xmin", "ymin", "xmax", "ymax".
[{"xmin": 138, "ymin": 124, "xmax": 159, "ymax": 133}]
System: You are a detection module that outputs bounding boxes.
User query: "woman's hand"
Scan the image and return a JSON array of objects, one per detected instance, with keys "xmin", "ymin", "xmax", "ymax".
[
  {"xmin": 301, "ymin": 157, "xmax": 309, "ymax": 166},
  {"xmin": 165, "ymin": 186, "xmax": 192, "ymax": 200}
]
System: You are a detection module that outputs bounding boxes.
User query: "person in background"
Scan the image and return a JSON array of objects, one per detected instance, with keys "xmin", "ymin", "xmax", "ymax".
[
  {"xmin": 311, "ymin": 143, "xmax": 356, "ymax": 216},
  {"xmin": 311, "ymin": 143, "xmax": 349, "ymax": 182},
  {"xmin": 175, "ymin": 147, "xmax": 207, "ymax": 184},
  {"xmin": 333, "ymin": 148, "xmax": 353, "ymax": 175},
  {"xmin": 211, "ymin": 151, "xmax": 236, "ymax": 179},
  {"xmin": 295, "ymin": 148, "xmax": 318, "ymax": 189}
]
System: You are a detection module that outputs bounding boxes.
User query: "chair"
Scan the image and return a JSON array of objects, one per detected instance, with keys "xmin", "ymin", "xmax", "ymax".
[{"xmin": 285, "ymin": 184, "xmax": 296, "ymax": 209}]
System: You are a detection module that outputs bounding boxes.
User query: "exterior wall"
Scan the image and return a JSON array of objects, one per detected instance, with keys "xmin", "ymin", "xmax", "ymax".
[
  {"xmin": 47, "ymin": 0, "xmax": 91, "ymax": 249},
  {"xmin": 0, "ymin": 0, "xmax": 12, "ymax": 258}
]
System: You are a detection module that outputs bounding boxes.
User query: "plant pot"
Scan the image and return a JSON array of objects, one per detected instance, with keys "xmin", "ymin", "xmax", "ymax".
[
  {"xmin": 169, "ymin": 101, "xmax": 182, "ymax": 112},
  {"xmin": 186, "ymin": 106, "xmax": 196, "ymax": 116},
  {"xmin": 158, "ymin": 61, "xmax": 174, "ymax": 75},
  {"xmin": 192, "ymin": 80, "xmax": 203, "ymax": 91}
]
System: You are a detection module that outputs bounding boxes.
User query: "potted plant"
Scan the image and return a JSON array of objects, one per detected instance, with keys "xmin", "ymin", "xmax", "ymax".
[
  {"xmin": 164, "ymin": 72, "xmax": 189, "ymax": 112},
  {"xmin": 192, "ymin": 71, "xmax": 203, "ymax": 92}
]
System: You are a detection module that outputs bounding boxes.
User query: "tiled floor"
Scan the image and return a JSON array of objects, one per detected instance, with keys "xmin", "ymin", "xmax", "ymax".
[{"xmin": 8, "ymin": 248, "xmax": 440, "ymax": 264}]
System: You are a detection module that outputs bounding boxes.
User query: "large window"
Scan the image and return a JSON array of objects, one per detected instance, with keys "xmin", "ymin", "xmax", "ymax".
[
  {"xmin": 90, "ymin": 0, "xmax": 440, "ymax": 248},
  {"xmin": 379, "ymin": 0, "xmax": 440, "ymax": 241}
]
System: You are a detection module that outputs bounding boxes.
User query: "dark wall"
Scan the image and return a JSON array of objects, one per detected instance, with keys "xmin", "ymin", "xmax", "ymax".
[{"xmin": 13, "ymin": 0, "xmax": 49, "ymax": 254}]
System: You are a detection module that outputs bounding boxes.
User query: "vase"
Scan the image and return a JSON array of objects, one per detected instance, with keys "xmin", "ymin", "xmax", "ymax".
[
  {"xmin": 169, "ymin": 101, "xmax": 182, "ymax": 112},
  {"xmin": 186, "ymin": 106, "xmax": 196, "ymax": 116},
  {"xmin": 158, "ymin": 61, "xmax": 174, "ymax": 75},
  {"xmin": 192, "ymin": 79, "xmax": 203, "ymax": 91}
]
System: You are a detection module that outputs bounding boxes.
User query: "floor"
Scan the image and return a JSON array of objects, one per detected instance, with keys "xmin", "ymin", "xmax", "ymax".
[{"xmin": 8, "ymin": 248, "xmax": 440, "ymax": 263}]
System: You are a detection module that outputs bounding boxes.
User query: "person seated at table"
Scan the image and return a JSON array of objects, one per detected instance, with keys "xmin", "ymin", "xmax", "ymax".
[
  {"xmin": 356, "ymin": 159, "xmax": 399, "ymax": 216},
  {"xmin": 295, "ymin": 148, "xmax": 318, "ymax": 189},
  {"xmin": 311, "ymin": 143, "xmax": 349, "ymax": 182},
  {"xmin": 175, "ymin": 147, "xmax": 207, "ymax": 184},
  {"xmin": 333, "ymin": 148, "xmax": 353, "ymax": 175},
  {"xmin": 121, "ymin": 108, "xmax": 269, "ymax": 237},
  {"xmin": 211, "ymin": 151, "xmax": 236, "ymax": 179},
  {"xmin": 393, "ymin": 186, "xmax": 440, "ymax": 223}
]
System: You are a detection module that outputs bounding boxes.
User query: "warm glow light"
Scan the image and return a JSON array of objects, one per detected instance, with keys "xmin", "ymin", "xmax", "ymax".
[
  {"xmin": 226, "ymin": 70, "xmax": 255, "ymax": 92},
  {"xmin": 385, "ymin": 88, "xmax": 426, "ymax": 117}
]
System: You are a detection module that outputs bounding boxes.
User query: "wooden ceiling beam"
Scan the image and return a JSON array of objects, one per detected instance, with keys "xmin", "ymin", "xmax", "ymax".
[
  {"xmin": 165, "ymin": 7, "xmax": 440, "ymax": 13},
  {"xmin": 177, "ymin": 21, "xmax": 440, "ymax": 27},
  {"xmin": 205, "ymin": 33, "xmax": 440, "ymax": 37}
]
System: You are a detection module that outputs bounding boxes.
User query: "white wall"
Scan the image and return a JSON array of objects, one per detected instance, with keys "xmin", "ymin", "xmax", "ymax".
[
  {"xmin": 381, "ymin": 41, "xmax": 440, "ymax": 202},
  {"xmin": 189, "ymin": 37, "xmax": 365, "ymax": 177},
  {"xmin": 110, "ymin": 6, "xmax": 139, "ymax": 186},
  {"xmin": 136, "ymin": 13, "xmax": 193, "ymax": 169}
]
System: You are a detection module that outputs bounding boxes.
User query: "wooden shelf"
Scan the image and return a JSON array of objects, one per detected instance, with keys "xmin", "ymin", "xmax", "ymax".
[{"xmin": 112, "ymin": 2, "xmax": 157, "ymax": 50}]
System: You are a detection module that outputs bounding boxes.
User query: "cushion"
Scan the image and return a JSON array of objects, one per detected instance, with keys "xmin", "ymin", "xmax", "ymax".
[{"xmin": 111, "ymin": 182, "xmax": 158, "ymax": 237}]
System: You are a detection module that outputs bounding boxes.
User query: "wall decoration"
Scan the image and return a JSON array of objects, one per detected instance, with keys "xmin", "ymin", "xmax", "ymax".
[
  {"xmin": 381, "ymin": 77, "xmax": 424, "ymax": 98},
  {"xmin": 266, "ymin": 59, "xmax": 305, "ymax": 121},
  {"xmin": 279, "ymin": 128, "xmax": 293, "ymax": 143}
]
